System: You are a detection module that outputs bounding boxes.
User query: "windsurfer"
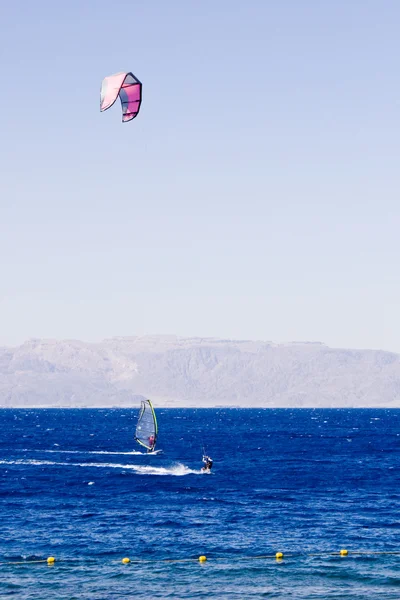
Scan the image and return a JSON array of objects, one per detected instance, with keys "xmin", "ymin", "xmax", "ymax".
[{"xmin": 135, "ymin": 399, "xmax": 158, "ymax": 453}]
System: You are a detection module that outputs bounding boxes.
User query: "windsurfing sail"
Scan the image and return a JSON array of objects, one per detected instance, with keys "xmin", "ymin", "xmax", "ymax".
[{"xmin": 135, "ymin": 399, "xmax": 158, "ymax": 451}]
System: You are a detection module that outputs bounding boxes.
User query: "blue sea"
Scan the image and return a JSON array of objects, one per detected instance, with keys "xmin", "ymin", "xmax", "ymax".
[{"xmin": 1, "ymin": 408, "xmax": 400, "ymax": 599}]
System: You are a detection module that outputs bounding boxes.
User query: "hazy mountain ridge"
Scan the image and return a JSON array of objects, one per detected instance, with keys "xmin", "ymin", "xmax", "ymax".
[{"xmin": 0, "ymin": 335, "xmax": 399, "ymax": 407}]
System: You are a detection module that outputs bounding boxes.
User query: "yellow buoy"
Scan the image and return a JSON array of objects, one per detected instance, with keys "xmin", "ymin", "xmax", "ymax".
[
  {"xmin": 122, "ymin": 557, "xmax": 130, "ymax": 564},
  {"xmin": 340, "ymin": 549, "xmax": 348, "ymax": 556},
  {"xmin": 198, "ymin": 555, "xmax": 207, "ymax": 562},
  {"xmin": 275, "ymin": 552, "xmax": 284, "ymax": 559},
  {"xmin": 47, "ymin": 557, "xmax": 55, "ymax": 564}
]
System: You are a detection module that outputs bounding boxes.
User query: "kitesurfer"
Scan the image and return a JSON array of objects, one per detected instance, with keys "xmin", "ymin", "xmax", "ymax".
[{"xmin": 201, "ymin": 455, "xmax": 213, "ymax": 472}]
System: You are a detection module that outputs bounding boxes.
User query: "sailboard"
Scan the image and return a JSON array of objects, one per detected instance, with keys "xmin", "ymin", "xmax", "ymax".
[{"xmin": 135, "ymin": 399, "xmax": 158, "ymax": 453}]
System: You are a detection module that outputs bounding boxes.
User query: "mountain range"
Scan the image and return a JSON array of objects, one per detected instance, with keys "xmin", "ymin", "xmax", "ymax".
[{"xmin": 0, "ymin": 335, "xmax": 399, "ymax": 407}]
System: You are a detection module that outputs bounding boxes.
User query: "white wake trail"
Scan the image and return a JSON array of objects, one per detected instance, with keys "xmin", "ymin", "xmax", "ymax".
[{"xmin": 0, "ymin": 459, "xmax": 198, "ymax": 476}]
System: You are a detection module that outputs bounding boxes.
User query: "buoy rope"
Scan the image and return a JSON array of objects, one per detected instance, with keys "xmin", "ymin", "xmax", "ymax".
[{"xmin": 2, "ymin": 549, "xmax": 400, "ymax": 566}]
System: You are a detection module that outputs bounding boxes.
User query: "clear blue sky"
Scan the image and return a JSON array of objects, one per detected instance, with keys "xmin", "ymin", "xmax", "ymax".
[{"xmin": 1, "ymin": 0, "xmax": 399, "ymax": 351}]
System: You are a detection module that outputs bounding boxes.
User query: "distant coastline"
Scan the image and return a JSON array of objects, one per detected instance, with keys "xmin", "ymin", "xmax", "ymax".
[{"xmin": 0, "ymin": 335, "xmax": 399, "ymax": 408}]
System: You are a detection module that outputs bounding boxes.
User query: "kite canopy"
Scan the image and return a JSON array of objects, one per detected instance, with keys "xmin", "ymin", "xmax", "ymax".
[{"xmin": 100, "ymin": 72, "xmax": 142, "ymax": 122}]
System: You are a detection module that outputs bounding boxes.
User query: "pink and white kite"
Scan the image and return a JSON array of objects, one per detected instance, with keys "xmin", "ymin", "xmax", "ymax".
[{"xmin": 100, "ymin": 72, "xmax": 142, "ymax": 123}]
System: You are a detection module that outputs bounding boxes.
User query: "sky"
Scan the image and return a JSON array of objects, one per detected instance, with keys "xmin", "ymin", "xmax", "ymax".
[{"xmin": 1, "ymin": 0, "xmax": 399, "ymax": 352}]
